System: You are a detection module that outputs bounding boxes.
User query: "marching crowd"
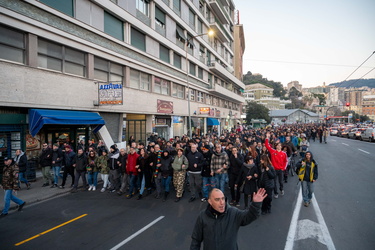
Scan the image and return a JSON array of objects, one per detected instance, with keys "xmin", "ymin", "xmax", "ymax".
[{"xmin": 1, "ymin": 123, "xmax": 321, "ymax": 217}]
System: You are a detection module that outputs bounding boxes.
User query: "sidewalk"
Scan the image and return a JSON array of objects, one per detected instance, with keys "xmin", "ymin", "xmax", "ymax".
[{"xmin": 0, "ymin": 170, "xmax": 73, "ymax": 212}]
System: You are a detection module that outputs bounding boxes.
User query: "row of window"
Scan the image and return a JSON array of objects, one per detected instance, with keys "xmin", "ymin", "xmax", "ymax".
[{"xmin": 0, "ymin": 24, "xmax": 240, "ymax": 111}]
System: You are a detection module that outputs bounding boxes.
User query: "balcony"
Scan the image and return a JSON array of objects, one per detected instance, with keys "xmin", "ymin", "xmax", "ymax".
[
  {"xmin": 208, "ymin": 0, "xmax": 230, "ymax": 24},
  {"xmin": 208, "ymin": 83, "xmax": 245, "ymax": 103},
  {"xmin": 209, "ymin": 17, "xmax": 230, "ymax": 43},
  {"xmin": 208, "ymin": 61, "xmax": 245, "ymax": 89}
]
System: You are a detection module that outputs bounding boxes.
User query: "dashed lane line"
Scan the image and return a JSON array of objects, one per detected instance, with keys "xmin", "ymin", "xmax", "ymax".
[
  {"xmin": 110, "ymin": 216, "xmax": 165, "ymax": 250},
  {"xmin": 358, "ymin": 149, "xmax": 370, "ymax": 154},
  {"xmin": 342, "ymin": 143, "xmax": 349, "ymax": 146}
]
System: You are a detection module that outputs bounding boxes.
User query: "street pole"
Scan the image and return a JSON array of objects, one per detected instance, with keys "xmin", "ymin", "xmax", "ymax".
[{"xmin": 185, "ymin": 30, "xmax": 214, "ymax": 138}]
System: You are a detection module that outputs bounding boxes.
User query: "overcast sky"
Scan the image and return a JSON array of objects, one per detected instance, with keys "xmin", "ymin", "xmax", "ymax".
[{"xmin": 234, "ymin": 0, "xmax": 375, "ymax": 88}]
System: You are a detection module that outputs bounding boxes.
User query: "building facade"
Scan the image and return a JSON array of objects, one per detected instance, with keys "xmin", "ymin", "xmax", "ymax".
[
  {"xmin": 0, "ymin": 0, "xmax": 245, "ymax": 159},
  {"xmin": 362, "ymin": 95, "xmax": 375, "ymax": 121}
]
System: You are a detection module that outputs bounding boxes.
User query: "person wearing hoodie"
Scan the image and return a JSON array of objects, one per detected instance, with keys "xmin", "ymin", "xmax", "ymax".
[
  {"xmin": 186, "ymin": 144, "xmax": 205, "ymax": 202},
  {"xmin": 125, "ymin": 147, "xmax": 139, "ymax": 199},
  {"xmin": 159, "ymin": 150, "xmax": 173, "ymax": 201},
  {"xmin": 296, "ymin": 151, "xmax": 318, "ymax": 207},
  {"xmin": 190, "ymin": 188, "xmax": 266, "ymax": 250},
  {"xmin": 59, "ymin": 145, "xmax": 76, "ymax": 189},
  {"xmin": 51, "ymin": 143, "xmax": 64, "ymax": 188},
  {"xmin": 108, "ymin": 145, "xmax": 120, "ymax": 192},
  {"xmin": 235, "ymin": 156, "xmax": 259, "ymax": 209},
  {"xmin": 210, "ymin": 143, "xmax": 229, "ymax": 194},
  {"xmin": 14, "ymin": 149, "xmax": 30, "ymax": 190},
  {"xmin": 71, "ymin": 148, "xmax": 87, "ymax": 193}
]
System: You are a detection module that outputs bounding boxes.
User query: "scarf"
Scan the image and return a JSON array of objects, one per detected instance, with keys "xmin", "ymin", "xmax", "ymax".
[{"xmin": 153, "ymin": 150, "xmax": 162, "ymax": 178}]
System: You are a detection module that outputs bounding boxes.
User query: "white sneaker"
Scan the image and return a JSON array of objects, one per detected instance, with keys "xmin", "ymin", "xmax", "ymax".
[
  {"xmin": 88, "ymin": 186, "xmax": 93, "ymax": 191},
  {"xmin": 274, "ymin": 194, "xmax": 279, "ymax": 199},
  {"xmin": 93, "ymin": 186, "xmax": 96, "ymax": 191},
  {"xmin": 101, "ymin": 188, "xmax": 105, "ymax": 192},
  {"xmin": 281, "ymin": 190, "xmax": 285, "ymax": 196}
]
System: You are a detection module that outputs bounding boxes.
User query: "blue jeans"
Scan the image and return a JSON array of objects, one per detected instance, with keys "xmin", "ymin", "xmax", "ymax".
[
  {"xmin": 128, "ymin": 174, "xmax": 138, "ymax": 195},
  {"xmin": 202, "ymin": 176, "xmax": 213, "ymax": 198},
  {"xmin": 87, "ymin": 172, "xmax": 99, "ymax": 187},
  {"xmin": 18, "ymin": 172, "xmax": 29, "ymax": 187},
  {"xmin": 2, "ymin": 190, "xmax": 24, "ymax": 214},
  {"xmin": 52, "ymin": 166, "xmax": 62, "ymax": 185},
  {"xmin": 301, "ymin": 181, "xmax": 315, "ymax": 202},
  {"xmin": 161, "ymin": 176, "xmax": 172, "ymax": 193},
  {"xmin": 214, "ymin": 173, "xmax": 227, "ymax": 193},
  {"xmin": 139, "ymin": 175, "xmax": 146, "ymax": 195}
]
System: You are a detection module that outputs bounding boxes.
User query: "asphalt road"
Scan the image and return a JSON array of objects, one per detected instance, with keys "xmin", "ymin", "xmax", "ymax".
[{"xmin": 0, "ymin": 136, "xmax": 374, "ymax": 250}]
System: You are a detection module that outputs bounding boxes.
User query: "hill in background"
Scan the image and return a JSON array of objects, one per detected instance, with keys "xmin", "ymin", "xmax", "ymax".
[{"xmin": 329, "ymin": 78, "xmax": 375, "ymax": 88}]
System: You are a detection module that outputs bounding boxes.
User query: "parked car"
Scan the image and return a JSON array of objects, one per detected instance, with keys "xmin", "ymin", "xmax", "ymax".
[
  {"xmin": 338, "ymin": 128, "xmax": 350, "ymax": 137},
  {"xmin": 330, "ymin": 128, "xmax": 338, "ymax": 136},
  {"xmin": 361, "ymin": 128, "xmax": 375, "ymax": 142},
  {"xmin": 348, "ymin": 128, "xmax": 366, "ymax": 139}
]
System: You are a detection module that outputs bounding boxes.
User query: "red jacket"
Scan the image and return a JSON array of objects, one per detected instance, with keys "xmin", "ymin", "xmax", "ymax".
[
  {"xmin": 126, "ymin": 152, "xmax": 139, "ymax": 175},
  {"xmin": 265, "ymin": 139, "xmax": 288, "ymax": 171}
]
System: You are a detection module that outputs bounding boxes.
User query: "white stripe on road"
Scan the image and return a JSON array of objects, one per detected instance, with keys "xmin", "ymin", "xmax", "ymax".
[
  {"xmin": 311, "ymin": 196, "xmax": 336, "ymax": 250},
  {"xmin": 358, "ymin": 149, "xmax": 370, "ymax": 154},
  {"xmin": 285, "ymin": 188, "xmax": 336, "ymax": 250},
  {"xmin": 110, "ymin": 216, "xmax": 165, "ymax": 250},
  {"xmin": 285, "ymin": 188, "xmax": 303, "ymax": 250},
  {"xmin": 331, "ymin": 139, "xmax": 337, "ymax": 142},
  {"xmin": 342, "ymin": 143, "xmax": 349, "ymax": 146}
]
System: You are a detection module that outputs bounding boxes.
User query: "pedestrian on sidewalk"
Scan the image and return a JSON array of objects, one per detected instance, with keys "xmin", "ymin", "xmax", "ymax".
[
  {"xmin": 39, "ymin": 143, "xmax": 53, "ymax": 187},
  {"xmin": 1, "ymin": 157, "xmax": 26, "ymax": 218},
  {"xmin": 97, "ymin": 149, "xmax": 110, "ymax": 192},
  {"xmin": 51, "ymin": 143, "xmax": 63, "ymax": 188},
  {"xmin": 14, "ymin": 149, "xmax": 30, "ymax": 190},
  {"xmin": 87, "ymin": 150, "xmax": 99, "ymax": 191},
  {"xmin": 71, "ymin": 148, "xmax": 87, "ymax": 193},
  {"xmin": 60, "ymin": 145, "xmax": 76, "ymax": 189},
  {"xmin": 296, "ymin": 151, "xmax": 318, "ymax": 207}
]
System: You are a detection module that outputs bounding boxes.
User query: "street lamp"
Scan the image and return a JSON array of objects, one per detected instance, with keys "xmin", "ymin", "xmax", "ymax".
[{"xmin": 185, "ymin": 30, "xmax": 214, "ymax": 138}]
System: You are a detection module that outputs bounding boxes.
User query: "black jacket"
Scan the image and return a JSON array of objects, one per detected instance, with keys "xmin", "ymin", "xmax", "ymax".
[
  {"xmin": 190, "ymin": 202, "xmax": 261, "ymax": 250},
  {"xmin": 201, "ymin": 150, "xmax": 212, "ymax": 178},
  {"xmin": 52, "ymin": 148, "xmax": 64, "ymax": 167},
  {"xmin": 258, "ymin": 165, "xmax": 276, "ymax": 189},
  {"xmin": 186, "ymin": 150, "xmax": 204, "ymax": 173},
  {"xmin": 73, "ymin": 153, "xmax": 87, "ymax": 172},
  {"xmin": 40, "ymin": 147, "xmax": 53, "ymax": 167},
  {"xmin": 15, "ymin": 153, "xmax": 28, "ymax": 173},
  {"xmin": 117, "ymin": 153, "xmax": 128, "ymax": 174},
  {"xmin": 229, "ymin": 153, "xmax": 244, "ymax": 176},
  {"xmin": 236, "ymin": 163, "xmax": 258, "ymax": 195}
]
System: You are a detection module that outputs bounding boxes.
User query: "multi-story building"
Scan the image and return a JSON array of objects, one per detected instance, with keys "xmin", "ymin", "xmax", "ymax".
[
  {"xmin": 243, "ymin": 83, "xmax": 291, "ymax": 111},
  {"xmin": 0, "ymin": 0, "xmax": 245, "ymax": 159},
  {"xmin": 362, "ymin": 95, "xmax": 375, "ymax": 121},
  {"xmin": 287, "ymin": 81, "xmax": 302, "ymax": 92}
]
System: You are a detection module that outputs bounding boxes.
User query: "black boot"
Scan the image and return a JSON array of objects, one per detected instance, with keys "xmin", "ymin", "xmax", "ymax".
[{"xmin": 163, "ymin": 192, "xmax": 169, "ymax": 202}]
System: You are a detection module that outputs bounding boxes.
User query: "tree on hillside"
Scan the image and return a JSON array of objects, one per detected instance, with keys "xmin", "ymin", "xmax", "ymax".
[
  {"xmin": 243, "ymin": 71, "xmax": 287, "ymax": 98},
  {"xmin": 289, "ymin": 87, "xmax": 302, "ymax": 98},
  {"xmin": 313, "ymin": 93, "xmax": 326, "ymax": 105},
  {"xmin": 245, "ymin": 101, "xmax": 271, "ymax": 124}
]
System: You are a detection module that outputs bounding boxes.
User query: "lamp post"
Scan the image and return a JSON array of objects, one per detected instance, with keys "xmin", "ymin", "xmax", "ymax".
[{"xmin": 185, "ymin": 30, "xmax": 214, "ymax": 138}]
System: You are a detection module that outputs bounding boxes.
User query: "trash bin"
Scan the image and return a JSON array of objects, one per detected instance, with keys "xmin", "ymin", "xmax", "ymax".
[{"xmin": 26, "ymin": 158, "xmax": 37, "ymax": 182}]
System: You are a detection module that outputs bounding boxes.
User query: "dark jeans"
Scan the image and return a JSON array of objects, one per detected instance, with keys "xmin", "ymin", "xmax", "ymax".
[
  {"xmin": 62, "ymin": 165, "xmax": 75, "ymax": 187},
  {"xmin": 128, "ymin": 173, "xmax": 138, "ymax": 195},
  {"xmin": 261, "ymin": 187, "xmax": 273, "ymax": 212},
  {"xmin": 274, "ymin": 170, "xmax": 284, "ymax": 194},
  {"xmin": 73, "ymin": 170, "xmax": 87, "ymax": 189},
  {"xmin": 229, "ymin": 173, "xmax": 241, "ymax": 203}
]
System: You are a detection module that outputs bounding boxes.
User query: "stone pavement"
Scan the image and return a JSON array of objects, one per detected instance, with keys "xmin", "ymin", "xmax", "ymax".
[{"xmin": 0, "ymin": 170, "xmax": 102, "ymax": 213}]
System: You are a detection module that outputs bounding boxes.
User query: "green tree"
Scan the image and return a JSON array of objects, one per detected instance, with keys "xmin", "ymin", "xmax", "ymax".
[
  {"xmin": 243, "ymin": 72, "xmax": 287, "ymax": 98},
  {"xmin": 341, "ymin": 110, "xmax": 370, "ymax": 123},
  {"xmin": 313, "ymin": 93, "xmax": 326, "ymax": 105},
  {"xmin": 246, "ymin": 101, "xmax": 271, "ymax": 124}
]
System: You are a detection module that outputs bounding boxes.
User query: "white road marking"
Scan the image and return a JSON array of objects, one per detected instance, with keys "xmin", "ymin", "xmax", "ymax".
[
  {"xmin": 330, "ymin": 139, "xmax": 337, "ymax": 142},
  {"xmin": 342, "ymin": 143, "xmax": 349, "ymax": 146},
  {"xmin": 311, "ymin": 196, "xmax": 336, "ymax": 250},
  {"xmin": 285, "ymin": 188, "xmax": 336, "ymax": 250},
  {"xmin": 358, "ymin": 149, "xmax": 370, "ymax": 154},
  {"xmin": 285, "ymin": 188, "xmax": 302, "ymax": 250},
  {"xmin": 110, "ymin": 216, "xmax": 165, "ymax": 250}
]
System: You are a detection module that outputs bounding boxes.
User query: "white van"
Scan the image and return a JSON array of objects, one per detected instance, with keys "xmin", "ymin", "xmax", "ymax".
[{"xmin": 361, "ymin": 128, "xmax": 375, "ymax": 142}]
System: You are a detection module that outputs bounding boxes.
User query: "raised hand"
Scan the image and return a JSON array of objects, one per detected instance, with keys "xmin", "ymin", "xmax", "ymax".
[{"xmin": 252, "ymin": 188, "xmax": 267, "ymax": 203}]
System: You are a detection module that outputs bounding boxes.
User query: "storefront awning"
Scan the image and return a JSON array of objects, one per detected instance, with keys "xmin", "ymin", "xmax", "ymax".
[
  {"xmin": 29, "ymin": 109, "xmax": 105, "ymax": 137},
  {"xmin": 207, "ymin": 118, "xmax": 220, "ymax": 126}
]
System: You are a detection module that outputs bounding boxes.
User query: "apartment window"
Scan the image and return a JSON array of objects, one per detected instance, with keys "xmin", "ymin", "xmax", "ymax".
[
  {"xmin": 130, "ymin": 69, "xmax": 150, "ymax": 91},
  {"xmin": 206, "ymin": 94, "xmax": 212, "ymax": 105},
  {"xmin": 40, "ymin": 0, "xmax": 74, "ymax": 17},
  {"xmin": 104, "ymin": 11, "xmax": 123, "ymax": 41},
  {"xmin": 160, "ymin": 44, "xmax": 169, "ymax": 63},
  {"xmin": 187, "ymin": 33, "xmax": 194, "ymax": 54},
  {"xmin": 189, "ymin": 62, "xmax": 196, "ymax": 76},
  {"xmin": 0, "ymin": 25, "xmax": 25, "ymax": 64},
  {"xmin": 155, "ymin": 6, "xmax": 166, "ymax": 28},
  {"xmin": 197, "ymin": 91, "xmax": 204, "ymax": 103},
  {"xmin": 172, "ymin": 83, "xmax": 184, "ymax": 99},
  {"xmin": 94, "ymin": 57, "xmax": 123, "ymax": 82},
  {"xmin": 154, "ymin": 77, "xmax": 170, "ymax": 95},
  {"xmin": 173, "ymin": 0, "xmax": 180, "ymax": 13},
  {"xmin": 206, "ymin": 51, "xmax": 211, "ymax": 65},
  {"xmin": 208, "ymin": 73, "xmax": 212, "ymax": 84},
  {"xmin": 136, "ymin": 0, "xmax": 149, "ymax": 16},
  {"xmin": 213, "ymin": 97, "xmax": 218, "ymax": 106},
  {"xmin": 189, "ymin": 9, "xmax": 195, "ymax": 29},
  {"xmin": 198, "ymin": 19, "xmax": 203, "ymax": 34},
  {"xmin": 173, "ymin": 53, "xmax": 181, "ymax": 69},
  {"xmin": 189, "ymin": 89, "xmax": 196, "ymax": 101},
  {"xmin": 198, "ymin": 67, "xmax": 203, "ymax": 79},
  {"xmin": 199, "ymin": 0, "xmax": 204, "ymax": 15},
  {"xmin": 131, "ymin": 27, "xmax": 146, "ymax": 51},
  {"xmin": 38, "ymin": 39, "xmax": 86, "ymax": 77}
]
